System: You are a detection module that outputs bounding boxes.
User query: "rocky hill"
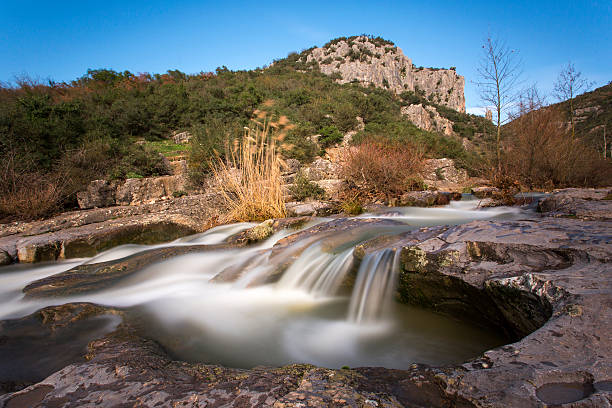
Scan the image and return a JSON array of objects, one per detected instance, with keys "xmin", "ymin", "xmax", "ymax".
[
  {"xmin": 557, "ymin": 82, "xmax": 611, "ymax": 156},
  {"xmin": 296, "ymin": 36, "xmax": 465, "ymax": 112}
]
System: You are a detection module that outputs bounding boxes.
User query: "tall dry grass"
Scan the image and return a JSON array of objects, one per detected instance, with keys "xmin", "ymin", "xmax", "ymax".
[{"xmin": 211, "ymin": 119, "xmax": 287, "ymax": 222}]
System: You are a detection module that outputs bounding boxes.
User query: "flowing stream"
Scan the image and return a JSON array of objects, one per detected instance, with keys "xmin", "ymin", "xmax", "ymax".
[{"xmin": 0, "ymin": 199, "xmax": 527, "ymax": 372}]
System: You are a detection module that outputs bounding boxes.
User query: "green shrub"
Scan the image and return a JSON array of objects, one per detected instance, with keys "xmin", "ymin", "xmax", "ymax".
[
  {"xmin": 341, "ymin": 198, "xmax": 363, "ymax": 215},
  {"xmin": 289, "ymin": 172, "xmax": 325, "ymax": 201},
  {"xmin": 318, "ymin": 125, "xmax": 343, "ymax": 149}
]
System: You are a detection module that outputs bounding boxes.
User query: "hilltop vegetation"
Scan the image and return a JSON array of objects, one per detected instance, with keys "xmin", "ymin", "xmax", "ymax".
[
  {"xmin": 1, "ymin": 35, "xmax": 608, "ymax": 222},
  {"xmin": 553, "ymin": 82, "xmax": 612, "ymax": 156},
  {"xmin": 0, "ymin": 51, "xmax": 485, "ymax": 220}
]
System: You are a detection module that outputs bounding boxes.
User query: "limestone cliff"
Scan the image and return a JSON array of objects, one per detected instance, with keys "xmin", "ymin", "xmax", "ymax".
[{"xmin": 302, "ymin": 36, "xmax": 465, "ymax": 112}]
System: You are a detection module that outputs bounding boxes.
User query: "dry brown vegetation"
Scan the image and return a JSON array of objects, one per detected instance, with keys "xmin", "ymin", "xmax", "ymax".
[
  {"xmin": 341, "ymin": 138, "xmax": 424, "ymax": 200},
  {"xmin": 0, "ymin": 154, "xmax": 70, "ymax": 221},
  {"xmin": 502, "ymin": 93, "xmax": 611, "ymax": 189},
  {"xmin": 211, "ymin": 118, "xmax": 287, "ymax": 223}
]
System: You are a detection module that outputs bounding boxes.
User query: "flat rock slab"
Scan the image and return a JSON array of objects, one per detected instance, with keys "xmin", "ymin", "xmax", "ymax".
[
  {"xmin": 0, "ymin": 194, "xmax": 223, "ymax": 264},
  {"xmin": 537, "ymin": 187, "xmax": 612, "ymax": 220}
]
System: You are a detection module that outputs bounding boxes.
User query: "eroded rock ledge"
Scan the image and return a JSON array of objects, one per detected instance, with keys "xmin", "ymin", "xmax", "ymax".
[{"xmin": 1, "ymin": 190, "xmax": 611, "ymax": 407}]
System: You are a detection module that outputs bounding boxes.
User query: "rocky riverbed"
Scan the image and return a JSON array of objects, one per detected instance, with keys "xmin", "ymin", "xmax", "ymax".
[{"xmin": 0, "ymin": 188, "xmax": 611, "ymax": 407}]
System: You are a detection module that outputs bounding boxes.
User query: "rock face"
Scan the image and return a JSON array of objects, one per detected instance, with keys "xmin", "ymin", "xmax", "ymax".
[
  {"xmin": 401, "ymin": 104, "xmax": 455, "ymax": 136},
  {"xmin": 77, "ymin": 174, "xmax": 188, "ymax": 209},
  {"xmin": 421, "ymin": 158, "xmax": 469, "ymax": 190},
  {"xmin": 304, "ymin": 36, "xmax": 465, "ymax": 112},
  {"xmin": 75, "ymin": 180, "xmax": 116, "ymax": 209}
]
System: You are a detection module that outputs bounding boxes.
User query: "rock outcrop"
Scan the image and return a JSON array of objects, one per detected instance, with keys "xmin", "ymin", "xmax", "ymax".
[
  {"xmin": 537, "ymin": 187, "xmax": 612, "ymax": 220},
  {"xmin": 401, "ymin": 104, "xmax": 455, "ymax": 136},
  {"xmin": 421, "ymin": 158, "xmax": 469, "ymax": 190},
  {"xmin": 303, "ymin": 36, "xmax": 465, "ymax": 112},
  {"xmin": 0, "ymin": 193, "xmax": 224, "ymax": 264},
  {"xmin": 77, "ymin": 160, "xmax": 190, "ymax": 209}
]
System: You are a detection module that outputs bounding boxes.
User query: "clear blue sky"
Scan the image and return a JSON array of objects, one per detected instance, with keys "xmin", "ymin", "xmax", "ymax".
[{"xmin": 2, "ymin": 0, "xmax": 610, "ymax": 112}]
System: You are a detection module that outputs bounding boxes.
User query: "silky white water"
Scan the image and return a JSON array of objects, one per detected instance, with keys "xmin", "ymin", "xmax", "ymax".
[{"xmin": 0, "ymin": 200, "xmax": 524, "ymax": 369}]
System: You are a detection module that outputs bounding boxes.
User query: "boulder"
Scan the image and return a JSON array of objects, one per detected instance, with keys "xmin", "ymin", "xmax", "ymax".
[
  {"xmin": 286, "ymin": 200, "xmax": 337, "ymax": 216},
  {"xmin": 76, "ymin": 180, "xmax": 116, "ymax": 209},
  {"xmin": 537, "ymin": 188, "xmax": 612, "ymax": 220},
  {"xmin": 314, "ymin": 179, "xmax": 346, "ymax": 199},
  {"xmin": 421, "ymin": 158, "xmax": 468, "ymax": 185},
  {"xmin": 172, "ymin": 131, "xmax": 192, "ymax": 144},
  {"xmin": 0, "ymin": 249, "xmax": 12, "ymax": 265},
  {"xmin": 302, "ymin": 158, "xmax": 340, "ymax": 181},
  {"xmin": 399, "ymin": 191, "xmax": 439, "ymax": 207},
  {"xmin": 169, "ymin": 159, "xmax": 188, "ymax": 176},
  {"xmin": 282, "ymin": 158, "xmax": 301, "ymax": 174},
  {"xmin": 115, "ymin": 175, "xmax": 187, "ymax": 205},
  {"xmin": 471, "ymin": 186, "xmax": 500, "ymax": 198}
]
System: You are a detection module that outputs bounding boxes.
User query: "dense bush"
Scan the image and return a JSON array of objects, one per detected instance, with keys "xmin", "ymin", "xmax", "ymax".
[
  {"xmin": 289, "ymin": 172, "xmax": 325, "ymax": 201},
  {"xmin": 318, "ymin": 125, "xmax": 344, "ymax": 148},
  {"xmin": 504, "ymin": 106, "xmax": 611, "ymax": 188},
  {"xmin": 341, "ymin": 139, "xmax": 424, "ymax": 200}
]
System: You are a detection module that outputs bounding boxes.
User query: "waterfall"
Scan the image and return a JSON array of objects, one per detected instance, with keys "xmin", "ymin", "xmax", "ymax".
[
  {"xmin": 348, "ymin": 248, "xmax": 400, "ymax": 323},
  {"xmin": 277, "ymin": 243, "xmax": 354, "ymax": 297}
]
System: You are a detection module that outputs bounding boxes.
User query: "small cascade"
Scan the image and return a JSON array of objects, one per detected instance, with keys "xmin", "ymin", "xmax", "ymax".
[
  {"xmin": 348, "ymin": 248, "xmax": 400, "ymax": 323},
  {"xmin": 277, "ymin": 243, "xmax": 354, "ymax": 297}
]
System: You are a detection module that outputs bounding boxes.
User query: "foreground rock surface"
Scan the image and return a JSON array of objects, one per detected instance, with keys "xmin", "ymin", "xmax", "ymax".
[{"xmin": 1, "ymin": 189, "xmax": 611, "ymax": 407}]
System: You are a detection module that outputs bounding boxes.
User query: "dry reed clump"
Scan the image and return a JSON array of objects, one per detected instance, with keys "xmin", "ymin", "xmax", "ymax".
[
  {"xmin": 341, "ymin": 139, "xmax": 424, "ymax": 200},
  {"xmin": 211, "ymin": 118, "xmax": 287, "ymax": 223}
]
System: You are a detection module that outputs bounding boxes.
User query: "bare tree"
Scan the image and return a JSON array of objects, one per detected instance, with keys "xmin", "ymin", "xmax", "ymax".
[
  {"xmin": 553, "ymin": 62, "xmax": 594, "ymax": 139},
  {"xmin": 476, "ymin": 36, "xmax": 522, "ymax": 172}
]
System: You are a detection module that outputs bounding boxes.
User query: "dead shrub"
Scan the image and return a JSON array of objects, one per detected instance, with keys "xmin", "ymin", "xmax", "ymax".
[
  {"xmin": 504, "ymin": 104, "xmax": 611, "ymax": 189},
  {"xmin": 341, "ymin": 139, "xmax": 424, "ymax": 200},
  {"xmin": 0, "ymin": 155, "xmax": 70, "ymax": 221}
]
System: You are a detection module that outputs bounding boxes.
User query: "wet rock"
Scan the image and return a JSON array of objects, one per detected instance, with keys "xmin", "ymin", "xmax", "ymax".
[
  {"xmin": 395, "ymin": 216, "xmax": 612, "ymax": 406},
  {"xmin": 286, "ymin": 200, "xmax": 337, "ymax": 216},
  {"xmin": 227, "ymin": 217, "xmax": 310, "ymax": 245},
  {"xmin": 14, "ymin": 218, "xmax": 199, "ymax": 263},
  {"xmin": 3, "ymin": 190, "xmax": 612, "ymax": 407},
  {"xmin": 0, "ymin": 303, "xmax": 121, "ymax": 394},
  {"xmin": 22, "ymin": 242, "xmax": 238, "ymax": 298},
  {"xmin": 399, "ymin": 190, "xmax": 439, "ymax": 207},
  {"xmin": 471, "ymin": 186, "xmax": 500, "ymax": 198},
  {"xmin": 0, "ymin": 193, "xmax": 223, "ymax": 264},
  {"xmin": 537, "ymin": 187, "xmax": 612, "ymax": 220},
  {"xmin": 0, "ymin": 249, "xmax": 13, "ymax": 265}
]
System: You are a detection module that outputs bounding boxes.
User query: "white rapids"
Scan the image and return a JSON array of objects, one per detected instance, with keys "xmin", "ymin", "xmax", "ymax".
[{"xmin": 0, "ymin": 199, "xmax": 524, "ymax": 369}]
